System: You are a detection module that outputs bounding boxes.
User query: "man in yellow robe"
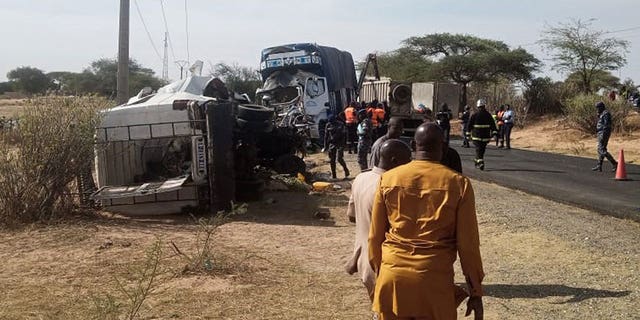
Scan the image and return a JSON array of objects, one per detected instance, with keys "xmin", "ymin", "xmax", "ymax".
[{"xmin": 369, "ymin": 123, "xmax": 484, "ymax": 320}]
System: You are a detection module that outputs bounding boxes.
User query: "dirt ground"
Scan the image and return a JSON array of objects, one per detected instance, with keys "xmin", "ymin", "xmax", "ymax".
[
  {"xmin": 1, "ymin": 153, "xmax": 638, "ymax": 319},
  {"xmin": 0, "ymin": 99, "xmax": 25, "ymax": 118}
]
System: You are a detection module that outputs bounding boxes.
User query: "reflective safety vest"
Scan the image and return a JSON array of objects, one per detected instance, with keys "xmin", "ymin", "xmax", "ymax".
[
  {"xmin": 344, "ymin": 107, "xmax": 356, "ymax": 124},
  {"xmin": 374, "ymin": 108, "xmax": 386, "ymax": 125},
  {"xmin": 497, "ymin": 110, "xmax": 505, "ymax": 126},
  {"xmin": 367, "ymin": 107, "xmax": 379, "ymax": 126},
  {"xmin": 469, "ymin": 109, "xmax": 497, "ymax": 142}
]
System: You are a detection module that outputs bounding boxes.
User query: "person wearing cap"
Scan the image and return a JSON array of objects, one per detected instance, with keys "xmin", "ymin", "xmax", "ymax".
[
  {"xmin": 466, "ymin": 99, "xmax": 497, "ymax": 170},
  {"xmin": 323, "ymin": 114, "xmax": 350, "ymax": 179},
  {"xmin": 460, "ymin": 105, "xmax": 471, "ymax": 148},
  {"xmin": 592, "ymin": 101, "xmax": 618, "ymax": 172}
]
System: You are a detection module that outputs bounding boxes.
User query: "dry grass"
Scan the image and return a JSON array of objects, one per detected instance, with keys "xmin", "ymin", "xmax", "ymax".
[
  {"xmin": 0, "ymin": 95, "xmax": 109, "ymax": 226},
  {"xmin": 0, "ymin": 98, "xmax": 26, "ymax": 117}
]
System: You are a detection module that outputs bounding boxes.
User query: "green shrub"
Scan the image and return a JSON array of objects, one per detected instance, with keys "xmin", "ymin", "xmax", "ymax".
[
  {"xmin": 0, "ymin": 95, "xmax": 109, "ymax": 226},
  {"xmin": 563, "ymin": 94, "xmax": 633, "ymax": 134}
]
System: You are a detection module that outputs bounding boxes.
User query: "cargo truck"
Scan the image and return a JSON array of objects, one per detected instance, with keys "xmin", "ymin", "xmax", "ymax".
[
  {"xmin": 256, "ymin": 43, "xmax": 358, "ymax": 140},
  {"xmin": 359, "ymin": 78, "xmax": 460, "ymax": 139}
]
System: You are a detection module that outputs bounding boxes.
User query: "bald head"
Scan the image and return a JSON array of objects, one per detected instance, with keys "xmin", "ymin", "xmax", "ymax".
[
  {"xmin": 378, "ymin": 139, "xmax": 412, "ymax": 171},
  {"xmin": 414, "ymin": 123, "xmax": 444, "ymax": 161}
]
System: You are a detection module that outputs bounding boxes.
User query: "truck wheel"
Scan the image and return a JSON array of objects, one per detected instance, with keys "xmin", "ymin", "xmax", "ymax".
[
  {"xmin": 237, "ymin": 104, "xmax": 273, "ymax": 121},
  {"xmin": 236, "ymin": 118, "xmax": 274, "ymax": 133},
  {"xmin": 273, "ymin": 154, "xmax": 306, "ymax": 175}
]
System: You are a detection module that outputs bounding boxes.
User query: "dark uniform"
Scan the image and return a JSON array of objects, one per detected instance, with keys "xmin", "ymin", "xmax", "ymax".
[
  {"xmin": 324, "ymin": 117, "xmax": 350, "ymax": 179},
  {"xmin": 435, "ymin": 103, "xmax": 452, "ymax": 144},
  {"xmin": 592, "ymin": 102, "xmax": 618, "ymax": 172},
  {"xmin": 460, "ymin": 106, "xmax": 471, "ymax": 148},
  {"xmin": 466, "ymin": 100, "xmax": 497, "ymax": 170},
  {"xmin": 356, "ymin": 112, "xmax": 373, "ymax": 171}
]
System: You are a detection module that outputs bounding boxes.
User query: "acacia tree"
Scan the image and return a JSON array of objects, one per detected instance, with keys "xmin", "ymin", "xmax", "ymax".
[
  {"xmin": 404, "ymin": 33, "xmax": 539, "ymax": 108},
  {"xmin": 539, "ymin": 19, "xmax": 628, "ymax": 94},
  {"xmin": 7, "ymin": 66, "xmax": 52, "ymax": 95},
  {"xmin": 209, "ymin": 62, "xmax": 262, "ymax": 100},
  {"xmin": 360, "ymin": 48, "xmax": 435, "ymax": 82}
]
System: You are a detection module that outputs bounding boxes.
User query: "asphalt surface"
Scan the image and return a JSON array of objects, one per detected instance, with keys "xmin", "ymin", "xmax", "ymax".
[{"xmin": 449, "ymin": 140, "xmax": 640, "ymax": 221}]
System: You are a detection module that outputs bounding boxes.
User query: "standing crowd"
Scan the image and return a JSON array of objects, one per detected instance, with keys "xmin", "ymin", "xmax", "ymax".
[{"xmin": 323, "ymin": 101, "xmax": 392, "ymax": 179}]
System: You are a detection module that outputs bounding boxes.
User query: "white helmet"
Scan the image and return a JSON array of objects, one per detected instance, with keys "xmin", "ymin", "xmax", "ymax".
[{"xmin": 476, "ymin": 99, "xmax": 487, "ymax": 107}]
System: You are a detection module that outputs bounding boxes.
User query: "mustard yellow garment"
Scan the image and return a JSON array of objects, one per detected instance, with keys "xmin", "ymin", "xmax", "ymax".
[{"xmin": 368, "ymin": 160, "xmax": 484, "ymax": 319}]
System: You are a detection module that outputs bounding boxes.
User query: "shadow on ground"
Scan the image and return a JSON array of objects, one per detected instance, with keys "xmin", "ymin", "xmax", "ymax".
[{"xmin": 483, "ymin": 284, "xmax": 631, "ymax": 303}]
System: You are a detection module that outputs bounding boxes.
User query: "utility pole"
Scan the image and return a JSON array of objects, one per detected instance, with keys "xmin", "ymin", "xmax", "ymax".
[
  {"xmin": 162, "ymin": 32, "xmax": 169, "ymax": 81},
  {"xmin": 175, "ymin": 60, "xmax": 189, "ymax": 79},
  {"xmin": 117, "ymin": 0, "xmax": 130, "ymax": 104}
]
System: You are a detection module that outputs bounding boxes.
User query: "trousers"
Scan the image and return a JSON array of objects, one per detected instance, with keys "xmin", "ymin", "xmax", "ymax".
[{"xmin": 474, "ymin": 140, "xmax": 488, "ymax": 161}]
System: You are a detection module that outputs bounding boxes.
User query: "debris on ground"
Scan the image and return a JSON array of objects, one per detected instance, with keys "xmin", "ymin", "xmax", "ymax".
[{"xmin": 313, "ymin": 208, "xmax": 331, "ymax": 220}]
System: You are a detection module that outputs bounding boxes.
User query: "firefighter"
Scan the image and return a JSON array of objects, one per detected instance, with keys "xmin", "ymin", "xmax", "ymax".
[
  {"xmin": 466, "ymin": 99, "xmax": 497, "ymax": 170},
  {"xmin": 344, "ymin": 102, "xmax": 358, "ymax": 154}
]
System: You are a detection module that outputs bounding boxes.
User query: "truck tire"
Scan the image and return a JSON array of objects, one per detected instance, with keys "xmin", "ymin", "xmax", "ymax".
[
  {"xmin": 392, "ymin": 84, "xmax": 412, "ymax": 104},
  {"xmin": 237, "ymin": 104, "xmax": 273, "ymax": 122},
  {"xmin": 273, "ymin": 154, "xmax": 306, "ymax": 175},
  {"xmin": 236, "ymin": 118, "xmax": 274, "ymax": 133}
]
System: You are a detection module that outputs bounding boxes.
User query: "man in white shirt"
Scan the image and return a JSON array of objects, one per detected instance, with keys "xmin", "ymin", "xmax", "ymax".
[{"xmin": 345, "ymin": 139, "xmax": 412, "ymax": 300}]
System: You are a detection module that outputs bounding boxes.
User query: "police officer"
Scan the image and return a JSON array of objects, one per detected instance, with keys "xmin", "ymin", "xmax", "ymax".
[
  {"xmin": 356, "ymin": 109, "xmax": 373, "ymax": 171},
  {"xmin": 460, "ymin": 105, "xmax": 471, "ymax": 148},
  {"xmin": 466, "ymin": 99, "xmax": 497, "ymax": 170},
  {"xmin": 323, "ymin": 114, "xmax": 350, "ymax": 179},
  {"xmin": 592, "ymin": 101, "xmax": 618, "ymax": 172}
]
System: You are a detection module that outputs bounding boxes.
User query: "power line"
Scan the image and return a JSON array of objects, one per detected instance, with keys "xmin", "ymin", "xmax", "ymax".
[
  {"xmin": 133, "ymin": 0, "xmax": 162, "ymax": 61},
  {"xmin": 159, "ymin": 0, "xmax": 176, "ymax": 61},
  {"xmin": 184, "ymin": 0, "xmax": 190, "ymax": 64},
  {"xmin": 604, "ymin": 26, "xmax": 640, "ymax": 34}
]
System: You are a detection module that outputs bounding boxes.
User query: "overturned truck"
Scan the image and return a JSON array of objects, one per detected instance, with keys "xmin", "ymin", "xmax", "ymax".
[{"xmin": 92, "ymin": 76, "xmax": 306, "ymax": 215}]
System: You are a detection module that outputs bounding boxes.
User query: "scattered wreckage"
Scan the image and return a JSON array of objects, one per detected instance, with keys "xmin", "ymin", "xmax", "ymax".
[{"xmin": 91, "ymin": 75, "xmax": 308, "ymax": 215}]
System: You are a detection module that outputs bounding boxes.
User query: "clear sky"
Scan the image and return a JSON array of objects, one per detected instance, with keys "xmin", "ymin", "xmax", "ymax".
[{"xmin": 1, "ymin": 0, "xmax": 639, "ymax": 83}]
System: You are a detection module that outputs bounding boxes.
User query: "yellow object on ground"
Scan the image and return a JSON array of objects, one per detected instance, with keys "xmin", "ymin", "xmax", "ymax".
[{"xmin": 312, "ymin": 181, "xmax": 332, "ymax": 191}]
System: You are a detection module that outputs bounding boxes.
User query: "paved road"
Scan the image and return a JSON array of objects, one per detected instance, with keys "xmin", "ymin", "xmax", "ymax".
[{"xmin": 450, "ymin": 140, "xmax": 640, "ymax": 221}]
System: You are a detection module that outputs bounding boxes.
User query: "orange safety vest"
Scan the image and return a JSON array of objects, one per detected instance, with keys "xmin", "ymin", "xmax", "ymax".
[
  {"xmin": 367, "ymin": 107, "xmax": 378, "ymax": 126},
  {"xmin": 375, "ymin": 108, "xmax": 386, "ymax": 124},
  {"xmin": 497, "ymin": 110, "xmax": 505, "ymax": 126},
  {"xmin": 344, "ymin": 106, "xmax": 356, "ymax": 124}
]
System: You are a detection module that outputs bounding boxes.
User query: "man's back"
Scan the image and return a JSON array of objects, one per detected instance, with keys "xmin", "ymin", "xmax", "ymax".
[
  {"xmin": 369, "ymin": 160, "xmax": 484, "ymax": 317},
  {"xmin": 469, "ymin": 109, "xmax": 496, "ymax": 140}
]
